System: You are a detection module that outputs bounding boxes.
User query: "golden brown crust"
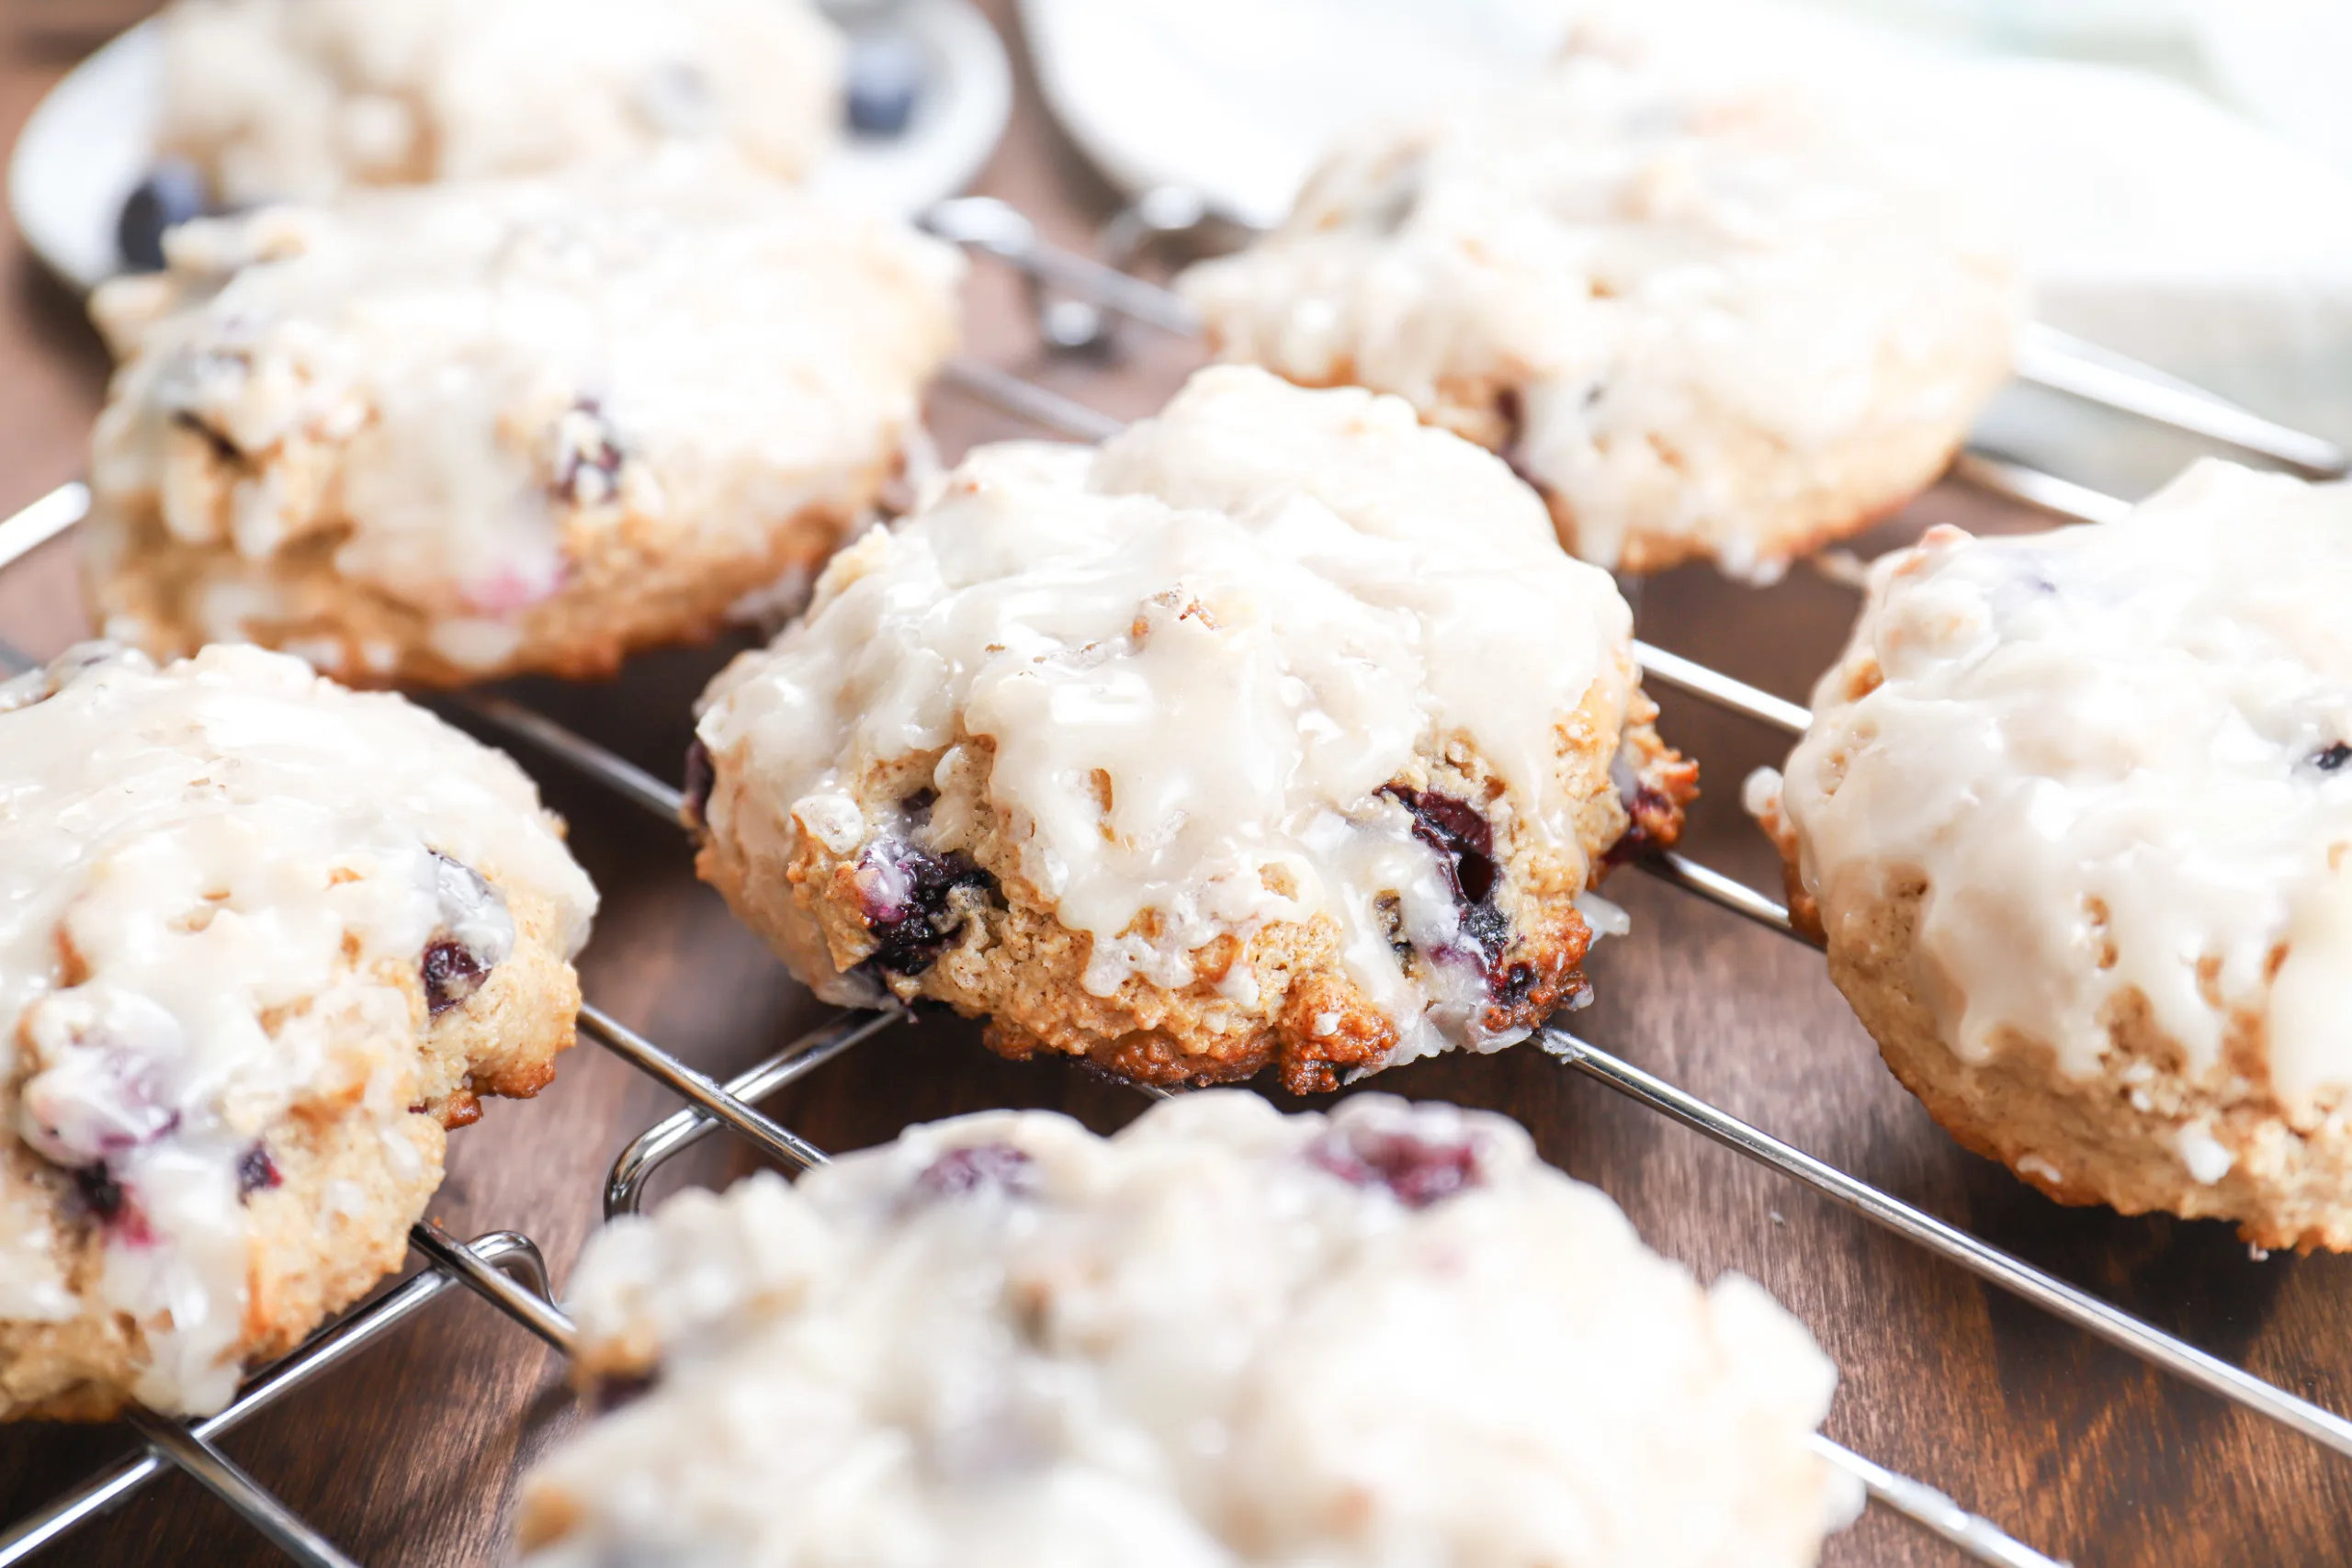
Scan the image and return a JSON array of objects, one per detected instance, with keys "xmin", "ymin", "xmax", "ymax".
[
  {"xmin": 1790, "ymin": 855, "xmax": 2352, "ymax": 1252},
  {"xmin": 85, "ymin": 479, "xmax": 876, "ymax": 689},
  {"xmin": 699, "ymin": 679, "xmax": 1691, "ymax": 1095}
]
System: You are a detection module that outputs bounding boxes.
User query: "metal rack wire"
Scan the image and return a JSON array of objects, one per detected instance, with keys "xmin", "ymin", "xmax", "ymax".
[{"xmin": 2, "ymin": 191, "xmax": 2346, "ymax": 1567}]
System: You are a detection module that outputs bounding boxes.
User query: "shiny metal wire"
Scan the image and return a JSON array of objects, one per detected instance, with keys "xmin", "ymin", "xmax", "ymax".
[
  {"xmin": 434, "ymin": 558, "xmax": 2101, "ymax": 1568},
  {"xmin": 943, "ymin": 187, "xmax": 2352, "ymax": 483},
  {"xmin": 604, "ymin": 1010, "xmax": 899, "ymax": 1219},
  {"xmin": 0, "ymin": 1230, "xmax": 555, "ymax": 1567},
  {"xmin": 119, "ymin": 1413, "xmax": 363, "ymax": 1568}
]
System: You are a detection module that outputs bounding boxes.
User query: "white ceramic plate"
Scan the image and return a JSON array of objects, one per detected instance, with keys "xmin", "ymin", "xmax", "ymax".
[
  {"xmin": 8, "ymin": 0, "xmax": 1012, "ymax": 293},
  {"xmin": 1018, "ymin": 0, "xmax": 1574, "ymax": 230}
]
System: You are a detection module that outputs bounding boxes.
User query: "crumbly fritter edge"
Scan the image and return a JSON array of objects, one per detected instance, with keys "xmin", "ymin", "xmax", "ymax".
[{"xmin": 697, "ymin": 671, "xmax": 1695, "ymax": 1094}]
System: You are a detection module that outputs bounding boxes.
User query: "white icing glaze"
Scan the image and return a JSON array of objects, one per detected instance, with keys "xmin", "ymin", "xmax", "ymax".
[
  {"xmin": 2173, "ymin": 1122, "xmax": 2234, "ymax": 1187},
  {"xmin": 698, "ymin": 367, "xmax": 1638, "ymax": 1063},
  {"xmin": 524, "ymin": 1091, "xmax": 1851, "ymax": 1567},
  {"xmin": 88, "ymin": 157, "xmax": 963, "ymax": 665},
  {"xmin": 0, "ymin": 644, "xmax": 595, "ymax": 1413},
  {"xmin": 155, "ymin": 0, "xmax": 842, "ymax": 204},
  {"xmin": 1766, "ymin": 460, "xmax": 2352, "ymax": 1112},
  {"xmin": 1182, "ymin": 30, "xmax": 2021, "ymax": 580}
]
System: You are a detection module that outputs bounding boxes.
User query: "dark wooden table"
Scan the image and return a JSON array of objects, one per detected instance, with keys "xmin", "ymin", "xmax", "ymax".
[{"xmin": 2, "ymin": 5, "xmax": 2347, "ymax": 1563}]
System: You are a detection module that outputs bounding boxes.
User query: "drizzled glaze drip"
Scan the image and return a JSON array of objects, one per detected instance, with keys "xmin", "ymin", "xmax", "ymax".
[{"xmin": 420, "ymin": 852, "xmax": 514, "ymax": 1014}]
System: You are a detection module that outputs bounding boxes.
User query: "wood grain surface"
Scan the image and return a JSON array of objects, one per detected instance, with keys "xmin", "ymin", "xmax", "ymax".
[{"xmin": 2, "ymin": 5, "xmax": 2348, "ymax": 1564}]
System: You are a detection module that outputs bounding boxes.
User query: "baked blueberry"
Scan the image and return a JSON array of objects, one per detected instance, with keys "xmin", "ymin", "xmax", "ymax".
[
  {"xmin": 844, "ymin": 32, "xmax": 923, "ymax": 137},
  {"xmin": 1309, "ymin": 1119, "xmax": 1481, "ymax": 1208},
  {"xmin": 915, "ymin": 1142, "xmax": 1037, "ymax": 1198},
  {"xmin": 682, "ymin": 738, "xmax": 717, "ymax": 829},
  {"xmin": 116, "ymin": 160, "xmax": 209, "ymax": 274},
  {"xmin": 854, "ymin": 840, "xmax": 996, "ymax": 977},
  {"xmin": 236, "ymin": 1144, "xmax": 282, "ymax": 1198}
]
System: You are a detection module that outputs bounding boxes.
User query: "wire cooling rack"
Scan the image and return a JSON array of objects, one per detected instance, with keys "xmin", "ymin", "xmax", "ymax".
[{"xmin": 3, "ymin": 192, "xmax": 2349, "ymax": 1568}]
